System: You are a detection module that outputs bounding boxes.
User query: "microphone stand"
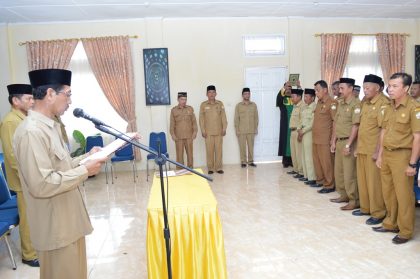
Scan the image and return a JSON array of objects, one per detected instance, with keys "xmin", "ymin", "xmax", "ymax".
[{"xmin": 93, "ymin": 123, "xmax": 212, "ymax": 279}]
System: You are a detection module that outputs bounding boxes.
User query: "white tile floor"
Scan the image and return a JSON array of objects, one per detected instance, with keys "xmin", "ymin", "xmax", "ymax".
[{"xmin": 1, "ymin": 163, "xmax": 420, "ymax": 278}]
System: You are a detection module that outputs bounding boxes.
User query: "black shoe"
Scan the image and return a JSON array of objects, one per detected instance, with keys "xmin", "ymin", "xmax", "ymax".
[
  {"xmin": 318, "ymin": 188, "xmax": 335, "ymax": 194},
  {"xmin": 293, "ymin": 174, "xmax": 304, "ymax": 179},
  {"xmin": 299, "ymin": 177, "xmax": 308, "ymax": 181},
  {"xmin": 217, "ymin": 170, "xmax": 224, "ymax": 174},
  {"xmin": 372, "ymin": 226, "xmax": 399, "ymax": 233},
  {"xmin": 304, "ymin": 180, "xmax": 316, "ymax": 185},
  {"xmin": 208, "ymin": 171, "xmax": 214, "ymax": 174},
  {"xmin": 22, "ymin": 259, "xmax": 40, "ymax": 267},
  {"xmin": 287, "ymin": 170, "xmax": 297, "ymax": 175},
  {"xmin": 352, "ymin": 209, "xmax": 370, "ymax": 216},
  {"xmin": 241, "ymin": 164, "xmax": 247, "ymax": 168},
  {"xmin": 366, "ymin": 217, "xmax": 384, "ymax": 225},
  {"xmin": 249, "ymin": 163, "xmax": 257, "ymax": 167},
  {"xmin": 310, "ymin": 183, "xmax": 323, "ymax": 188},
  {"xmin": 392, "ymin": 235, "xmax": 409, "ymax": 244}
]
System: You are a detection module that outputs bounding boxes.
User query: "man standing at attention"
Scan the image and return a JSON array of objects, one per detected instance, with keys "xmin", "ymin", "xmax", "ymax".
[
  {"xmin": 170, "ymin": 92, "xmax": 198, "ymax": 168},
  {"xmin": 0, "ymin": 84, "xmax": 38, "ymax": 267},
  {"xmin": 13, "ymin": 69, "xmax": 106, "ymax": 278},
  {"xmin": 353, "ymin": 74, "xmax": 389, "ymax": 225},
  {"xmin": 234, "ymin": 87, "xmax": 259, "ymax": 168},
  {"xmin": 199, "ymin": 85, "xmax": 227, "ymax": 174},
  {"xmin": 330, "ymin": 78, "xmax": 361, "ymax": 210},
  {"xmin": 288, "ymin": 88, "xmax": 304, "ymax": 179},
  {"xmin": 374, "ymin": 73, "xmax": 420, "ymax": 244}
]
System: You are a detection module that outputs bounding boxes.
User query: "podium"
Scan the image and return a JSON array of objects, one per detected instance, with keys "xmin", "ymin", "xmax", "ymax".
[{"xmin": 146, "ymin": 169, "xmax": 227, "ymax": 279}]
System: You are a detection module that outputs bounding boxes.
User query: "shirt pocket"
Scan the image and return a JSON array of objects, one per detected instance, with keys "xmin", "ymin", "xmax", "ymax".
[
  {"xmin": 394, "ymin": 114, "xmax": 410, "ymax": 132},
  {"xmin": 53, "ymin": 146, "xmax": 67, "ymax": 161}
]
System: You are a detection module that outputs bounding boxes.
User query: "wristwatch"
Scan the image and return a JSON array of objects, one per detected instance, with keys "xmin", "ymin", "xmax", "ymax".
[{"xmin": 408, "ymin": 163, "xmax": 417, "ymax": 168}]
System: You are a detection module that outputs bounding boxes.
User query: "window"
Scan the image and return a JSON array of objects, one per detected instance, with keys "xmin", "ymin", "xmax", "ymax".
[
  {"xmin": 243, "ymin": 35, "xmax": 286, "ymax": 56},
  {"xmin": 61, "ymin": 42, "xmax": 127, "ymax": 149},
  {"xmin": 343, "ymin": 36, "xmax": 383, "ymax": 95}
]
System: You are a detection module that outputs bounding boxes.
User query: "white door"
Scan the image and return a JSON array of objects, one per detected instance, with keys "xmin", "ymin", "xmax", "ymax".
[{"xmin": 245, "ymin": 67, "xmax": 287, "ymax": 162}]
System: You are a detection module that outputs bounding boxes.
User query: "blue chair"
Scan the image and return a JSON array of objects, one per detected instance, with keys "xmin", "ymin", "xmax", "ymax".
[
  {"xmin": 86, "ymin": 135, "xmax": 109, "ymax": 184},
  {"xmin": 0, "ymin": 153, "xmax": 6, "ymax": 182},
  {"xmin": 110, "ymin": 143, "xmax": 138, "ymax": 184},
  {"xmin": 0, "ymin": 167, "xmax": 17, "ymax": 210},
  {"xmin": 0, "ymin": 207, "xmax": 19, "ymax": 270},
  {"xmin": 146, "ymin": 132, "xmax": 169, "ymax": 181}
]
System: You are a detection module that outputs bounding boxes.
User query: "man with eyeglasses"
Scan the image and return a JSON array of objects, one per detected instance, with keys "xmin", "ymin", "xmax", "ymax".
[{"xmin": 13, "ymin": 69, "xmax": 107, "ymax": 278}]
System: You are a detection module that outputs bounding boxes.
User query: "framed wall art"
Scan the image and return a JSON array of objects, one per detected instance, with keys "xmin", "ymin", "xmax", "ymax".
[{"xmin": 143, "ymin": 48, "xmax": 171, "ymax": 105}]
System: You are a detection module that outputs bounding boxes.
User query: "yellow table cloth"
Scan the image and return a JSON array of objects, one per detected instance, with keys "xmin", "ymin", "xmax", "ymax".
[{"xmin": 147, "ymin": 169, "xmax": 227, "ymax": 279}]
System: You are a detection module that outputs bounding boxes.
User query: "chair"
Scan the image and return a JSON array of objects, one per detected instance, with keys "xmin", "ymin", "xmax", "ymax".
[
  {"xmin": 146, "ymin": 132, "xmax": 169, "ymax": 181},
  {"xmin": 0, "ymin": 207, "xmax": 19, "ymax": 270},
  {"xmin": 110, "ymin": 143, "xmax": 138, "ymax": 184},
  {"xmin": 0, "ymin": 153, "xmax": 6, "ymax": 182},
  {"xmin": 86, "ymin": 135, "xmax": 109, "ymax": 184},
  {"xmin": 0, "ymin": 167, "xmax": 17, "ymax": 210}
]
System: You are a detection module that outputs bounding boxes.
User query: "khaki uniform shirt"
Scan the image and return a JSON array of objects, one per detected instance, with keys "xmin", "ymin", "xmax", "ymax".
[
  {"xmin": 334, "ymin": 96, "xmax": 361, "ymax": 138},
  {"xmin": 289, "ymin": 100, "xmax": 303, "ymax": 129},
  {"xmin": 199, "ymin": 100, "xmax": 228, "ymax": 136},
  {"xmin": 170, "ymin": 105, "xmax": 198, "ymax": 140},
  {"xmin": 313, "ymin": 96, "xmax": 337, "ymax": 145},
  {"xmin": 0, "ymin": 108, "xmax": 26, "ymax": 191},
  {"xmin": 234, "ymin": 101, "xmax": 259, "ymax": 134},
  {"xmin": 299, "ymin": 101, "xmax": 316, "ymax": 134},
  {"xmin": 382, "ymin": 95, "xmax": 420, "ymax": 150},
  {"xmin": 13, "ymin": 110, "xmax": 93, "ymax": 251},
  {"xmin": 358, "ymin": 93, "xmax": 390, "ymax": 155}
]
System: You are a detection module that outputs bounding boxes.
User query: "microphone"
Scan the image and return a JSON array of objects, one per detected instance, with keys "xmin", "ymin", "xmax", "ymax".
[{"xmin": 73, "ymin": 108, "xmax": 107, "ymax": 126}]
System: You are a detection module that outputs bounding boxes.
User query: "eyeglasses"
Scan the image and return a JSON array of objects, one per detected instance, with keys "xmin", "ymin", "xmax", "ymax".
[{"xmin": 57, "ymin": 90, "xmax": 72, "ymax": 98}]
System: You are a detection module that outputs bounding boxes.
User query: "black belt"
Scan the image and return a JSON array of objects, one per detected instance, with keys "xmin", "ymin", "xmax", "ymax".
[
  {"xmin": 290, "ymin": 128, "xmax": 297, "ymax": 131},
  {"xmin": 384, "ymin": 147, "xmax": 411, "ymax": 151},
  {"xmin": 337, "ymin": 137, "xmax": 349, "ymax": 141}
]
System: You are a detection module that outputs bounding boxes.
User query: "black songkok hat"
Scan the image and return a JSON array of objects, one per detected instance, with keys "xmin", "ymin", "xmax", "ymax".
[
  {"xmin": 363, "ymin": 74, "xmax": 382, "ymax": 85},
  {"xmin": 29, "ymin": 69, "xmax": 72, "ymax": 88},
  {"xmin": 291, "ymin": 89, "xmax": 303, "ymax": 96},
  {"xmin": 207, "ymin": 85, "xmax": 216, "ymax": 91},
  {"xmin": 7, "ymin": 84, "xmax": 33, "ymax": 95},
  {"xmin": 304, "ymin": 88, "xmax": 315, "ymax": 96},
  {"xmin": 353, "ymin": 85, "xmax": 361, "ymax": 91},
  {"xmin": 339, "ymin": 78, "xmax": 355, "ymax": 86},
  {"xmin": 178, "ymin": 92, "xmax": 187, "ymax": 98},
  {"xmin": 242, "ymin": 87, "xmax": 250, "ymax": 94}
]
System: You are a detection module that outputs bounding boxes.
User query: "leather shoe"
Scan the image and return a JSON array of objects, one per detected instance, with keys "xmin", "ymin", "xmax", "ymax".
[
  {"xmin": 241, "ymin": 164, "xmax": 247, "ymax": 168},
  {"xmin": 318, "ymin": 188, "xmax": 334, "ymax": 194},
  {"xmin": 293, "ymin": 174, "xmax": 304, "ymax": 179},
  {"xmin": 208, "ymin": 171, "xmax": 214, "ymax": 174},
  {"xmin": 217, "ymin": 170, "xmax": 224, "ymax": 174},
  {"xmin": 330, "ymin": 197, "xmax": 349, "ymax": 203},
  {"xmin": 340, "ymin": 203, "xmax": 359, "ymax": 210},
  {"xmin": 310, "ymin": 183, "xmax": 322, "ymax": 188},
  {"xmin": 287, "ymin": 170, "xmax": 297, "ymax": 175},
  {"xmin": 366, "ymin": 217, "xmax": 384, "ymax": 225},
  {"xmin": 299, "ymin": 177, "xmax": 308, "ymax": 181},
  {"xmin": 248, "ymin": 163, "xmax": 257, "ymax": 167},
  {"xmin": 352, "ymin": 209, "xmax": 369, "ymax": 216},
  {"xmin": 22, "ymin": 259, "xmax": 40, "ymax": 267},
  {"xmin": 392, "ymin": 235, "xmax": 409, "ymax": 244},
  {"xmin": 304, "ymin": 180, "xmax": 316, "ymax": 185},
  {"xmin": 372, "ymin": 226, "xmax": 399, "ymax": 233}
]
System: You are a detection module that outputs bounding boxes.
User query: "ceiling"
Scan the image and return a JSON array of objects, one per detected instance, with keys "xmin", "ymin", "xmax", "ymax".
[{"xmin": 0, "ymin": 0, "xmax": 419, "ymax": 24}]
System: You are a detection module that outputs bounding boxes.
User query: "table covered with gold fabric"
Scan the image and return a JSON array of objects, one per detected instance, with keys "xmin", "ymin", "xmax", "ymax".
[{"xmin": 147, "ymin": 169, "xmax": 227, "ymax": 279}]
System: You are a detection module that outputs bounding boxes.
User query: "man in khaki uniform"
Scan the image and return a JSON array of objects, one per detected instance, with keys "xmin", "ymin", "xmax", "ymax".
[
  {"xmin": 199, "ymin": 85, "xmax": 227, "ymax": 174},
  {"xmin": 13, "ymin": 69, "xmax": 106, "ymax": 279},
  {"xmin": 330, "ymin": 78, "xmax": 361, "ymax": 210},
  {"xmin": 332, "ymin": 81, "xmax": 341, "ymax": 99},
  {"xmin": 410, "ymin": 81, "xmax": 420, "ymax": 102},
  {"xmin": 298, "ymin": 88, "xmax": 316, "ymax": 184},
  {"xmin": 289, "ymin": 89, "xmax": 304, "ymax": 179},
  {"xmin": 170, "ymin": 92, "xmax": 198, "ymax": 168},
  {"xmin": 353, "ymin": 74, "xmax": 389, "ymax": 225},
  {"xmin": 313, "ymin": 80, "xmax": 337, "ymax": 193},
  {"xmin": 0, "ymin": 84, "xmax": 38, "ymax": 267},
  {"xmin": 373, "ymin": 73, "xmax": 420, "ymax": 244},
  {"xmin": 234, "ymin": 87, "xmax": 259, "ymax": 168},
  {"xmin": 353, "ymin": 85, "xmax": 361, "ymax": 99}
]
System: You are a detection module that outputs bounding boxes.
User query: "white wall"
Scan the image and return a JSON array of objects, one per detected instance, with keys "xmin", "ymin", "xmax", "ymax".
[{"xmin": 1, "ymin": 17, "xmax": 420, "ymax": 169}]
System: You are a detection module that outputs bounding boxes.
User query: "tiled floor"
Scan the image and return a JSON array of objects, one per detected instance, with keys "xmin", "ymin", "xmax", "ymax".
[{"xmin": 1, "ymin": 163, "xmax": 420, "ymax": 278}]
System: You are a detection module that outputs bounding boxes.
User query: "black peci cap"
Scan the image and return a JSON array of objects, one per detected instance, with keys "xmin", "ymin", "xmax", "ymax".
[
  {"xmin": 7, "ymin": 84, "xmax": 33, "ymax": 95},
  {"xmin": 29, "ymin": 69, "xmax": 72, "ymax": 88}
]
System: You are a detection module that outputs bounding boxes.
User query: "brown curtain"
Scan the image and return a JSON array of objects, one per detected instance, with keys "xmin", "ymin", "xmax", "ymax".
[
  {"xmin": 321, "ymin": 33, "xmax": 352, "ymax": 90},
  {"xmin": 376, "ymin": 33, "xmax": 406, "ymax": 84},
  {"xmin": 82, "ymin": 36, "xmax": 140, "ymax": 159},
  {"xmin": 26, "ymin": 39, "xmax": 78, "ymax": 71}
]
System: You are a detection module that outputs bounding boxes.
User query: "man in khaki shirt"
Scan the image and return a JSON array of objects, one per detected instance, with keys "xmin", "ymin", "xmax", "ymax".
[
  {"xmin": 0, "ymin": 84, "xmax": 38, "ymax": 266},
  {"xmin": 374, "ymin": 73, "xmax": 420, "ymax": 244},
  {"xmin": 13, "ymin": 69, "xmax": 106, "ymax": 279},
  {"xmin": 170, "ymin": 92, "xmax": 198, "ymax": 168},
  {"xmin": 234, "ymin": 87, "xmax": 259, "ymax": 168},
  {"xmin": 288, "ymin": 89, "xmax": 304, "ymax": 179},
  {"xmin": 330, "ymin": 78, "xmax": 361, "ymax": 210},
  {"xmin": 353, "ymin": 75, "xmax": 389, "ymax": 226},
  {"xmin": 199, "ymin": 85, "xmax": 227, "ymax": 174},
  {"xmin": 410, "ymin": 81, "xmax": 420, "ymax": 102}
]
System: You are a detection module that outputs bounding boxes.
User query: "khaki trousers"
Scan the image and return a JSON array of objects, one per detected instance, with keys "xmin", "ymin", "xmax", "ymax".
[
  {"xmin": 301, "ymin": 131, "xmax": 315, "ymax": 181},
  {"xmin": 334, "ymin": 140, "xmax": 359, "ymax": 205},
  {"xmin": 16, "ymin": 191, "xmax": 37, "ymax": 261},
  {"xmin": 175, "ymin": 138, "xmax": 194, "ymax": 168},
  {"xmin": 238, "ymin": 134, "xmax": 255, "ymax": 164},
  {"xmin": 290, "ymin": 130, "xmax": 303, "ymax": 175},
  {"xmin": 312, "ymin": 143, "xmax": 335, "ymax": 188},
  {"xmin": 381, "ymin": 149, "xmax": 415, "ymax": 239},
  {"xmin": 38, "ymin": 237, "xmax": 87, "ymax": 279},
  {"xmin": 356, "ymin": 154, "xmax": 386, "ymax": 218},
  {"xmin": 205, "ymin": 135, "xmax": 223, "ymax": 172}
]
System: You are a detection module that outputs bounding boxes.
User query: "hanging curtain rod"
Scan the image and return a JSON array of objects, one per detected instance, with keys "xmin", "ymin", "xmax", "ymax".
[
  {"xmin": 314, "ymin": 33, "xmax": 410, "ymax": 37},
  {"xmin": 18, "ymin": 35, "xmax": 139, "ymax": 46}
]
